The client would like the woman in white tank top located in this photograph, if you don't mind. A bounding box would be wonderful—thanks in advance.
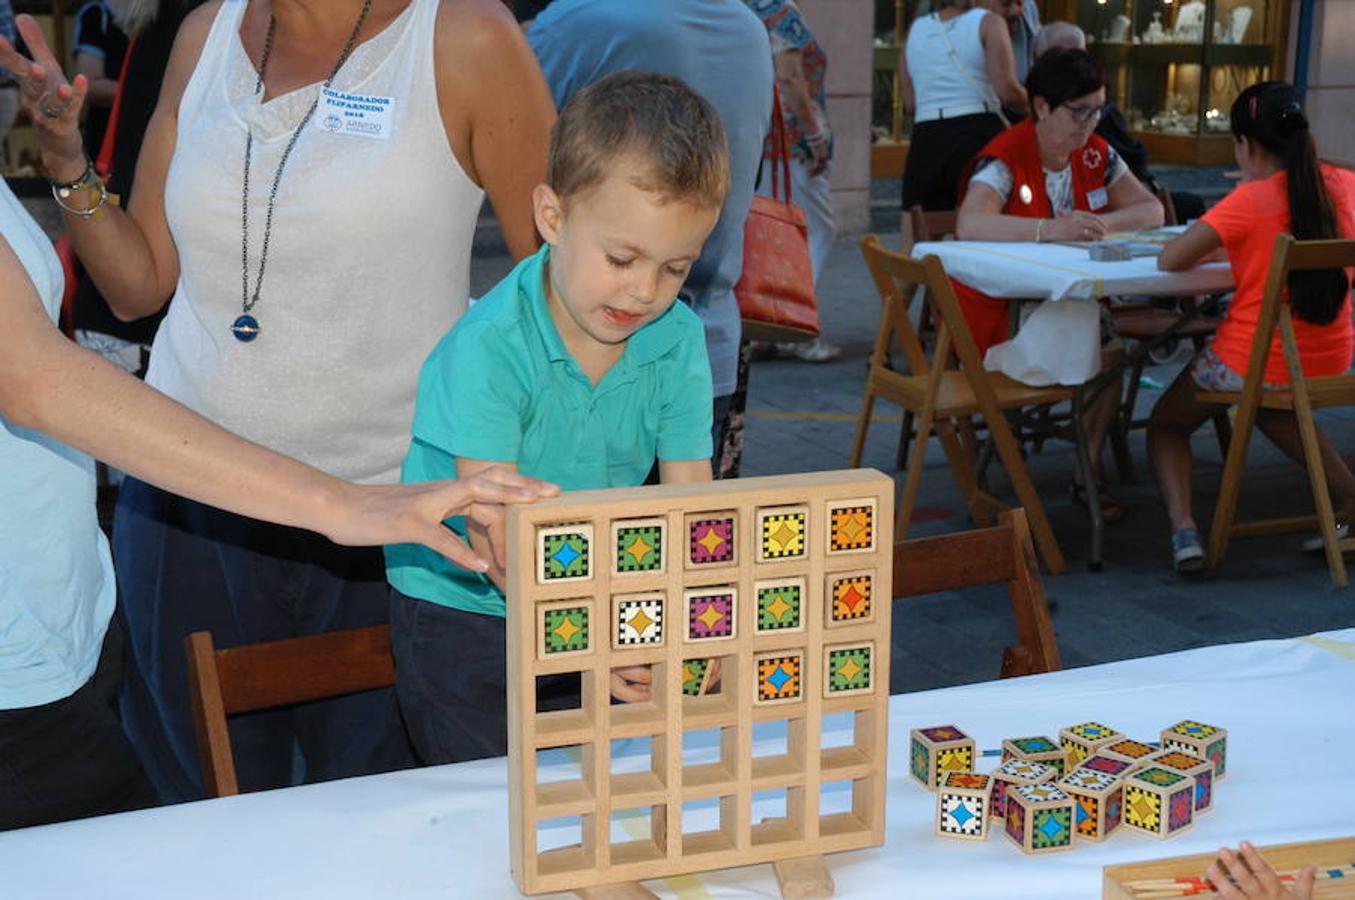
[899,0,1027,212]
[1,0,554,802]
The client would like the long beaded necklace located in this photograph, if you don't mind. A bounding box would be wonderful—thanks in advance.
[232,0,374,342]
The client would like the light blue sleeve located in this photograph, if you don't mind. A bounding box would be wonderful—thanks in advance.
[410,320,528,464]
[656,310,715,462]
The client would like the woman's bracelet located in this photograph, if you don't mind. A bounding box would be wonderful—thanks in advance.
[1034,218,1045,243]
[49,161,111,221]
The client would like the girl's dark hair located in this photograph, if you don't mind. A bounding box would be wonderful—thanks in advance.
[1231,81,1348,325]
[1025,48,1104,111]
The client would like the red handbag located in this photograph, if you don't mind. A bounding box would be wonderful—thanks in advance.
[734,89,820,343]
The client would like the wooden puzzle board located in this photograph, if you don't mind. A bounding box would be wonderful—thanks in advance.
[506,469,894,895]
[1102,836,1355,899]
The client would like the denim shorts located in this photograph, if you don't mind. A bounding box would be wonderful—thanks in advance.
[1189,346,1287,393]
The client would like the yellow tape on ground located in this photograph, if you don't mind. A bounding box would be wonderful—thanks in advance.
[1298,634,1355,662]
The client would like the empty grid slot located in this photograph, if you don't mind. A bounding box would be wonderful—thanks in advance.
[535,670,590,743]
[610,735,664,800]
[750,786,804,846]
[682,727,735,792]
[609,662,667,736]
[752,718,804,782]
[819,777,875,837]
[536,744,593,812]
[609,806,666,866]
[536,813,595,877]
[820,709,874,774]
[680,796,736,856]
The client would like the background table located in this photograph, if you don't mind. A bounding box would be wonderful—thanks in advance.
[3,630,1351,899]
[911,239,1234,384]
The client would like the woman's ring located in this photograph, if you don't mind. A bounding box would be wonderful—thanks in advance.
[37,91,63,119]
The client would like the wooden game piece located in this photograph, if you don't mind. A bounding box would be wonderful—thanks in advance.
[909,725,975,790]
[1002,783,1075,854]
[1145,749,1215,815]
[824,570,875,626]
[1122,767,1196,839]
[1059,722,1122,769]
[989,757,1056,820]
[772,855,835,899]
[1074,753,1135,781]
[935,771,994,841]
[1095,738,1158,775]
[1057,768,1124,842]
[1160,720,1227,781]
[1001,735,1066,777]
[505,470,894,895]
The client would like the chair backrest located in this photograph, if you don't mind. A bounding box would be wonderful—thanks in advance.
[893,508,1061,677]
[1239,235,1355,394]
[185,624,397,797]
[903,204,958,256]
[859,233,941,378]
[1151,182,1179,227]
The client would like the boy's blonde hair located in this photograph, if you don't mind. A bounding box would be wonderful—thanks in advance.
[548,71,731,209]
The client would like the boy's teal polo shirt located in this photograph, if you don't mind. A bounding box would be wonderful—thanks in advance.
[385,245,714,617]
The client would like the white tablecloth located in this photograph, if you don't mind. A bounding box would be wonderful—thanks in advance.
[911,239,1235,385]
[3,631,1352,899]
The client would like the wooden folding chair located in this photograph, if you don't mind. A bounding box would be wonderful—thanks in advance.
[185,625,398,797]
[1202,235,1355,586]
[851,234,1075,574]
[893,508,1061,677]
[1110,182,1228,481]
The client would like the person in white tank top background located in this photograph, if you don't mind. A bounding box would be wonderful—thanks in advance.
[0,0,555,804]
[898,0,1027,213]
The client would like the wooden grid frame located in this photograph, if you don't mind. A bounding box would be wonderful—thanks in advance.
[507,470,894,895]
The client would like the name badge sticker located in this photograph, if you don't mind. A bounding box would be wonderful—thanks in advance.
[1087,187,1109,211]
[315,88,395,140]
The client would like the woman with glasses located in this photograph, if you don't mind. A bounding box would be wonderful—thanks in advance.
[954,48,1162,522]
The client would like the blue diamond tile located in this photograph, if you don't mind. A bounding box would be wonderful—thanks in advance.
[552,543,580,568]
[950,804,974,827]
[1040,816,1065,840]
[767,666,791,691]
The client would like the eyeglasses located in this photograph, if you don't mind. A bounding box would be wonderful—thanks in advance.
[1062,102,1107,124]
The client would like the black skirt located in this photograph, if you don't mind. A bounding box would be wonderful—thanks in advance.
[901,112,1006,212]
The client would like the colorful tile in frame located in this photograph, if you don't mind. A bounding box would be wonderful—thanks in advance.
[757,505,808,562]
[755,652,803,704]
[612,518,665,576]
[827,571,873,623]
[613,593,664,647]
[755,578,804,632]
[827,497,876,554]
[823,643,873,697]
[685,586,737,642]
[686,512,736,568]
[538,599,592,659]
[536,523,593,584]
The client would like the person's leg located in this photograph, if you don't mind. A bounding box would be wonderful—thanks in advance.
[1253,409,1355,519]
[1147,367,1219,533]
[791,159,835,285]
[715,341,753,479]
[0,619,157,830]
[114,478,301,801]
[292,541,415,783]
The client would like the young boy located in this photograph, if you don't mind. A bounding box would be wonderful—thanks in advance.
[385,71,731,764]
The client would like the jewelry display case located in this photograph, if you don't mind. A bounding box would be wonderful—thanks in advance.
[1053,0,1290,164]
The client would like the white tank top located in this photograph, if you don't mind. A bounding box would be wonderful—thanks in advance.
[906,8,996,118]
[150,0,483,484]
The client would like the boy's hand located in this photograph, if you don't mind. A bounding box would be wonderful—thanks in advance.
[1208,843,1316,900]
[610,665,652,703]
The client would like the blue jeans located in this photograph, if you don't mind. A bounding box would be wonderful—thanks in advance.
[113,478,415,802]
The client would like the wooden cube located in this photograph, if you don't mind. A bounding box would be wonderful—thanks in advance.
[909,725,974,790]
[1003,783,1074,854]
[1097,738,1158,774]
[935,771,993,841]
[1161,720,1228,781]
[1123,767,1196,839]
[1074,753,1135,780]
[1059,721,1122,769]
[1148,749,1215,814]
[1002,735,1066,777]
[1057,768,1124,842]
[990,757,1055,820]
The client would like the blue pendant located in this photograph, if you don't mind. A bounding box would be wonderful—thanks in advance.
[231,314,260,342]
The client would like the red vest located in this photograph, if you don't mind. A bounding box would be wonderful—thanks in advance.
[952,120,1112,355]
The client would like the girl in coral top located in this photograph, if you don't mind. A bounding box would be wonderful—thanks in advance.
[1152,81,1355,573]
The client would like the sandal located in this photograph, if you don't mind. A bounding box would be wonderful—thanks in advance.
[1070,479,1127,524]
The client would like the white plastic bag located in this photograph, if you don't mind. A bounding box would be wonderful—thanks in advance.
[982,299,1100,386]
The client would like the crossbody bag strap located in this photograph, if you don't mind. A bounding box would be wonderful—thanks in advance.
[934,12,1011,128]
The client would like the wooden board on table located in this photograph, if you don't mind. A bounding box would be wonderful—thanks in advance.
[1103,836,1355,899]
[506,470,894,895]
